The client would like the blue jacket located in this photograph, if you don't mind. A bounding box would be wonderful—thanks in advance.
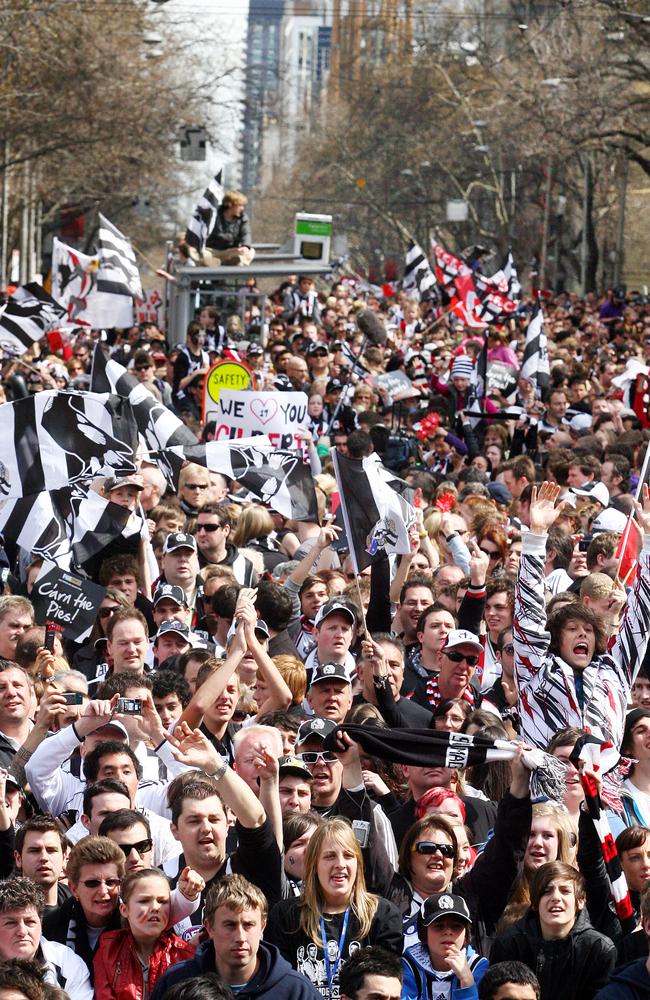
[151,940,321,1000]
[594,959,650,1000]
[402,941,488,1000]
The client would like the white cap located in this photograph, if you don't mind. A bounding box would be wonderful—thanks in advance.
[444,629,483,655]
[569,413,592,433]
[570,482,609,508]
[591,508,628,535]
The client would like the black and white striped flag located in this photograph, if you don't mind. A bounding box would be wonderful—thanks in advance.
[91,344,198,488]
[403,242,437,302]
[185,171,224,253]
[70,487,145,570]
[520,303,550,395]
[0,283,66,356]
[0,490,72,570]
[0,391,138,498]
[96,214,143,300]
[165,436,319,522]
[331,449,414,573]
[484,250,521,303]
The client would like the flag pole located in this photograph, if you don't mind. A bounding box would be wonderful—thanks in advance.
[331,448,369,639]
[131,241,175,283]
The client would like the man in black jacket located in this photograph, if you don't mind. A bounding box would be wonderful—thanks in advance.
[204,192,255,267]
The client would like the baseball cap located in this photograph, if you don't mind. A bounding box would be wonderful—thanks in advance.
[310,662,352,688]
[153,583,187,607]
[254,619,270,640]
[94,719,130,743]
[163,532,197,554]
[326,378,343,394]
[103,474,144,495]
[296,717,338,746]
[591,508,628,535]
[155,619,192,642]
[487,482,512,505]
[278,755,313,780]
[443,629,483,655]
[247,343,264,355]
[314,600,356,628]
[569,413,593,433]
[419,893,472,927]
[570,482,609,508]
[308,342,329,356]
[274,373,293,392]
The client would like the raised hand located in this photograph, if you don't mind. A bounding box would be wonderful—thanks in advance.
[468,539,489,586]
[167,724,223,774]
[529,481,565,536]
[178,866,206,902]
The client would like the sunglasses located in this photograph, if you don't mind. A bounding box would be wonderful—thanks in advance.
[298,751,338,765]
[79,877,121,889]
[197,523,221,532]
[412,841,455,858]
[480,548,499,558]
[98,606,119,619]
[185,483,208,490]
[135,364,152,371]
[117,838,153,857]
[444,650,479,667]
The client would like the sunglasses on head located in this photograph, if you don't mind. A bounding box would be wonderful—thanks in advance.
[298,751,338,765]
[444,650,480,667]
[412,841,455,858]
[117,838,152,857]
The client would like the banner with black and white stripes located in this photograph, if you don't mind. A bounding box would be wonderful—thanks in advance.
[185,171,224,253]
[96,213,143,300]
[0,283,66,356]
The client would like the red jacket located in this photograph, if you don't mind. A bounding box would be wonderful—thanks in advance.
[94,927,195,1000]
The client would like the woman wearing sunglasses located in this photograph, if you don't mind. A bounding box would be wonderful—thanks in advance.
[385,745,532,955]
[266,818,403,993]
[94,868,195,1000]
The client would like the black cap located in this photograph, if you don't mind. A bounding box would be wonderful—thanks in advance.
[326,378,343,393]
[307,342,329,356]
[314,599,356,628]
[155,619,191,641]
[310,662,351,688]
[163,532,197,554]
[296,718,338,746]
[419,893,472,927]
[153,583,187,607]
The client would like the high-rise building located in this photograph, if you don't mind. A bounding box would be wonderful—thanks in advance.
[241,0,286,193]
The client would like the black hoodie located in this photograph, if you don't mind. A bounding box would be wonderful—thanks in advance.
[593,958,650,1000]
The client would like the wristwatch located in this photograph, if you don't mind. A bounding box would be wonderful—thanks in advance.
[209,756,229,782]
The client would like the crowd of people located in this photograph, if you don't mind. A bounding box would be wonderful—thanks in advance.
[0,269,649,1000]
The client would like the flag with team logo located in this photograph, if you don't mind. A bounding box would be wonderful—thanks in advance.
[165,437,319,522]
[69,487,146,571]
[51,237,134,328]
[0,490,72,569]
[0,283,66,356]
[331,449,414,572]
[91,344,198,487]
[0,390,137,498]
[403,242,437,302]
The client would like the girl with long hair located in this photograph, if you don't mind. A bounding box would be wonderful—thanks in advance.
[266,818,402,991]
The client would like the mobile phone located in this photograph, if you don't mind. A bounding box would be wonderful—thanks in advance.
[44,622,58,653]
[578,538,591,553]
[62,692,83,706]
[117,698,142,715]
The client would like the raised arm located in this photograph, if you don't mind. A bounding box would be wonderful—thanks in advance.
[513,482,563,688]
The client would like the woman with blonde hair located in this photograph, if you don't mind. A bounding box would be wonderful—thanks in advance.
[498,801,576,931]
[231,504,284,571]
[266,818,402,989]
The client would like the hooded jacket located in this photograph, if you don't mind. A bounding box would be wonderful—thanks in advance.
[593,958,650,1000]
[402,940,488,1000]
[151,939,321,1000]
[490,907,616,1000]
[93,926,195,1000]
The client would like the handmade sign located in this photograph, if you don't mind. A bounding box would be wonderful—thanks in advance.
[31,561,106,643]
[208,389,309,450]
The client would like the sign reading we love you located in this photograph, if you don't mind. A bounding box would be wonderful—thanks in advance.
[210,390,309,450]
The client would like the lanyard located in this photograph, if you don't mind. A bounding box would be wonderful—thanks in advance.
[320,908,350,996]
